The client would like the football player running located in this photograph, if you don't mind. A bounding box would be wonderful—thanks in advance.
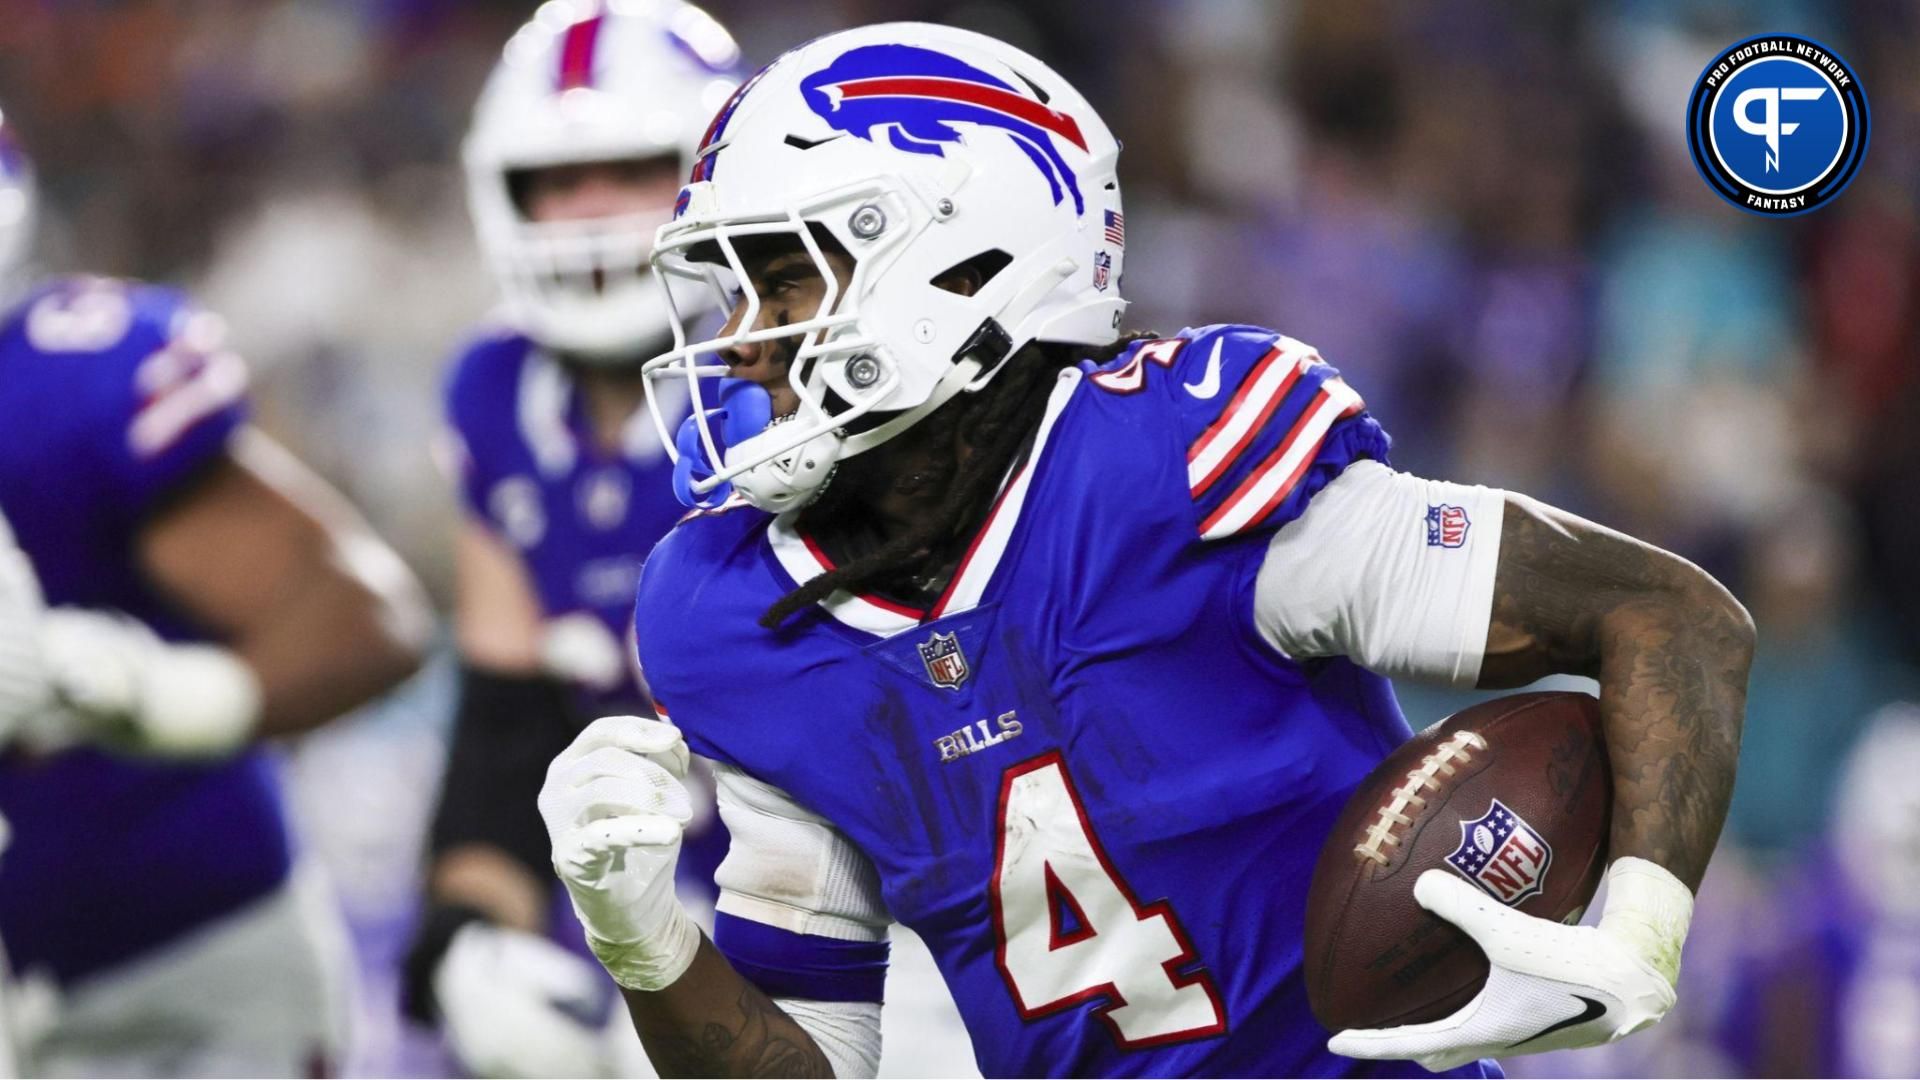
[0,111,431,1075]
[536,24,1752,1078]
[403,3,742,1075]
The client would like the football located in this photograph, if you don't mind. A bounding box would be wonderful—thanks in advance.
[1304,692,1611,1032]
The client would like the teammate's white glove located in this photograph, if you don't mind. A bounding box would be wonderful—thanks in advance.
[537,714,699,991]
[0,509,56,747]
[1329,857,1693,1072]
[35,608,259,757]
[434,922,619,1078]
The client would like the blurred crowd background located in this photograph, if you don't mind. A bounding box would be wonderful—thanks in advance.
[3,0,1918,1075]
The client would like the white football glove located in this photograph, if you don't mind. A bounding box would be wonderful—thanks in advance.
[435,922,619,1078]
[0,509,56,747]
[34,608,259,758]
[538,714,699,991]
[1329,857,1693,1072]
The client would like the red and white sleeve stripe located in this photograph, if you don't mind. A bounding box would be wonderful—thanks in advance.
[1194,373,1365,541]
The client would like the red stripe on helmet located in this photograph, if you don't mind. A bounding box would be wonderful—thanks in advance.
[556,6,606,92]
[831,75,1088,151]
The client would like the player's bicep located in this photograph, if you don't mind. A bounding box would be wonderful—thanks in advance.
[1253,460,1505,686]
[710,762,891,1004]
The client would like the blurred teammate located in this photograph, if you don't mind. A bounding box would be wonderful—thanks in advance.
[533,23,1754,1077]
[399,4,742,1075]
[0,110,431,1076]
[1722,704,1920,1076]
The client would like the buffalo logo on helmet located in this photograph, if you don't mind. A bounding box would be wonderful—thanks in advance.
[799,44,1089,214]
[917,630,970,690]
[1445,798,1553,906]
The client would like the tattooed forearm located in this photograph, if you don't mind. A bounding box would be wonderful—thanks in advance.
[624,938,834,1078]
[1481,495,1753,891]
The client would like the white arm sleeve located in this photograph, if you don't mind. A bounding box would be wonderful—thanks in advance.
[773,997,883,1079]
[709,761,891,942]
[711,763,889,1076]
[1254,460,1505,686]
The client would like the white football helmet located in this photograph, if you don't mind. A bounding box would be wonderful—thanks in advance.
[644,23,1127,512]
[0,107,35,288]
[1833,704,1920,917]
[465,0,741,361]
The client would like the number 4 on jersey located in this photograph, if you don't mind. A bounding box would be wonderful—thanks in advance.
[990,752,1228,1048]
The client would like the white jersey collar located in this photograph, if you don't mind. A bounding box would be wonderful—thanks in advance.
[766,368,1082,638]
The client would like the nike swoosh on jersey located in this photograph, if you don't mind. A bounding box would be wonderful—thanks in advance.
[1183,338,1225,399]
[1506,994,1607,1048]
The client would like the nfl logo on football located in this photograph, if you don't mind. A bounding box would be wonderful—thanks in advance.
[1445,798,1553,906]
[1425,503,1469,548]
[918,631,970,690]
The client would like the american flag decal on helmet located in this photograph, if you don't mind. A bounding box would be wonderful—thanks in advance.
[1103,210,1125,247]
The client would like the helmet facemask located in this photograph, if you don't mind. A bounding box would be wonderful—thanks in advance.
[474,155,688,363]
[644,177,1010,513]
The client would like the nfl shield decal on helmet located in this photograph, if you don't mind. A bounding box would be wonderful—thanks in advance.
[917,630,970,690]
[1092,250,1111,291]
[1445,798,1553,906]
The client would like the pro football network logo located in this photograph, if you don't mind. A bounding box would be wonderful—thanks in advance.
[1686,34,1869,216]
[917,630,969,690]
[1445,799,1552,906]
[1425,504,1469,548]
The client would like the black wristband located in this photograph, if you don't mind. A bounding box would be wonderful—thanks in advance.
[400,902,491,1025]
[428,666,583,881]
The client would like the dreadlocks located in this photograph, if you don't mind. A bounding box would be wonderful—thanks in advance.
[759,331,1156,629]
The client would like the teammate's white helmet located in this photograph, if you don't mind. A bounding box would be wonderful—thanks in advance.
[644,23,1126,511]
[465,0,741,361]
[0,108,35,286]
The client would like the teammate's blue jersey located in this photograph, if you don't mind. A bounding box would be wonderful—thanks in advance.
[637,325,1495,1077]
[442,329,729,899]
[443,329,692,709]
[1719,847,1920,1077]
[0,276,288,984]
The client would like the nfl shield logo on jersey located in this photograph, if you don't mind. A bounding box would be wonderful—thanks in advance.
[1445,798,1553,906]
[917,631,970,690]
[1425,503,1470,548]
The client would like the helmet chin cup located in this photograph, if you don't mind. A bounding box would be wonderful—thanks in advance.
[728,426,842,512]
[671,378,774,508]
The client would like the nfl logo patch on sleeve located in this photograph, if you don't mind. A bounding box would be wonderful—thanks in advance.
[1425,504,1469,548]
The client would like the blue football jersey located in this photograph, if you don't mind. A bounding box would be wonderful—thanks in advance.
[0,276,290,984]
[443,329,693,709]
[442,329,730,898]
[636,325,1496,1077]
